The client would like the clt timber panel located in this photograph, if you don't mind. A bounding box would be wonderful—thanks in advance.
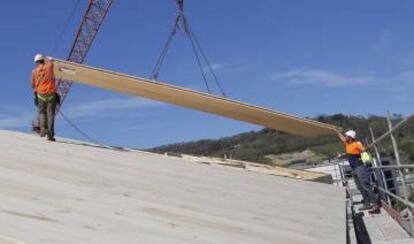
[53,59,341,137]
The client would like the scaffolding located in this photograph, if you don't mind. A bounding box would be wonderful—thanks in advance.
[336,113,414,238]
[368,113,414,235]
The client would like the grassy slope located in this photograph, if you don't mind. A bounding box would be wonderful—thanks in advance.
[148,114,414,165]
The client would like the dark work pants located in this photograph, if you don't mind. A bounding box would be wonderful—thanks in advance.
[352,165,377,206]
[38,97,56,138]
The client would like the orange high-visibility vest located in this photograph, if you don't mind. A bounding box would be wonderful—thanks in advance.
[346,141,364,155]
[345,140,365,168]
[32,61,56,94]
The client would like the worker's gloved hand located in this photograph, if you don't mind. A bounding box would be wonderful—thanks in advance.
[336,153,346,159]
[46,56,53,61]
[34,92,38,106]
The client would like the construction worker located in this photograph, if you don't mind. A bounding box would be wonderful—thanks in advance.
[339,130,379,211]
[32,54,58,141]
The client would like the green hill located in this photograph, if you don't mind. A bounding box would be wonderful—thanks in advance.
[148,114,414,166]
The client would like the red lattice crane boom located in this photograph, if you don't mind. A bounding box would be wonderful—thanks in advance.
[56,0,113,109]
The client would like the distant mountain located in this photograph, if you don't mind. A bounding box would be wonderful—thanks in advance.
[148,114,414,166]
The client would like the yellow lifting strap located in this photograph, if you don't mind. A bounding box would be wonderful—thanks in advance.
[52,59,341,137]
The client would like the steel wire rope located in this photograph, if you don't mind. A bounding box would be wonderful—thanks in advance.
[51,0,82,55]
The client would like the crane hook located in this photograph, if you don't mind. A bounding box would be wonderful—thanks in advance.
[177,0,184,12]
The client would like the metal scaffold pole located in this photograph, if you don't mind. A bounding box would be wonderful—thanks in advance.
[387,112,414,233]
[369,127,392,206]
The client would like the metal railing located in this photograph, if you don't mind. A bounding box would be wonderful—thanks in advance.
[367,113,414,235]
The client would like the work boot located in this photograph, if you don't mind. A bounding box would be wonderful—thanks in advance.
[368,205,381,214]
[47,136,56,142]
[39,129,47,137]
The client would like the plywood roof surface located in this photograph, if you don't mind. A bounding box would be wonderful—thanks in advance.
[0,130,346,244]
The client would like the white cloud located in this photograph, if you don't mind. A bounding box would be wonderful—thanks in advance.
[0,113,34,128]
[65,98,163,118]
[187,62,256,77]
[371,30,393,50]
[270,69,372,87]
[203,63,225,72]
[397,70,414,80]
[223,64,256,74]
[0,98,163,129]
[121,121,175,132]
[404,50,414,65]
[386,70,414,103]
[0,105,34,128]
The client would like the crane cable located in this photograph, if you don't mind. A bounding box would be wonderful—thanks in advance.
[51,0,82,55]
[150,0,226,97]
[151,15,181,80]
[184,17,211,94]
[187,25,226,96]
[58,110,99,145]
[46,0,108,148]
[58,110,121,150]
[47,0,226,147]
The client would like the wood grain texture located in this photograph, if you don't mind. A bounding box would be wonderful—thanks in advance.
[0,129,346,244]
[53,59,341,137]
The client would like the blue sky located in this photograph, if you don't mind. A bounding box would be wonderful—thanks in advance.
[0,0,413,148]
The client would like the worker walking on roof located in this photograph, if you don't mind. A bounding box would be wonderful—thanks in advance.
[339,130,379,212]
[32,54,58,142]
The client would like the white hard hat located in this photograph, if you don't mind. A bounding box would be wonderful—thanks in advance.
[34,54,44,63]
[345,130,356,139]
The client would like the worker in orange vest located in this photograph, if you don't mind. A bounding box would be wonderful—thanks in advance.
[339,130,379,212]
[32,54,58,141]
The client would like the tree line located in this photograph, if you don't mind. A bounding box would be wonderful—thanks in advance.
[148,114,414,165]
